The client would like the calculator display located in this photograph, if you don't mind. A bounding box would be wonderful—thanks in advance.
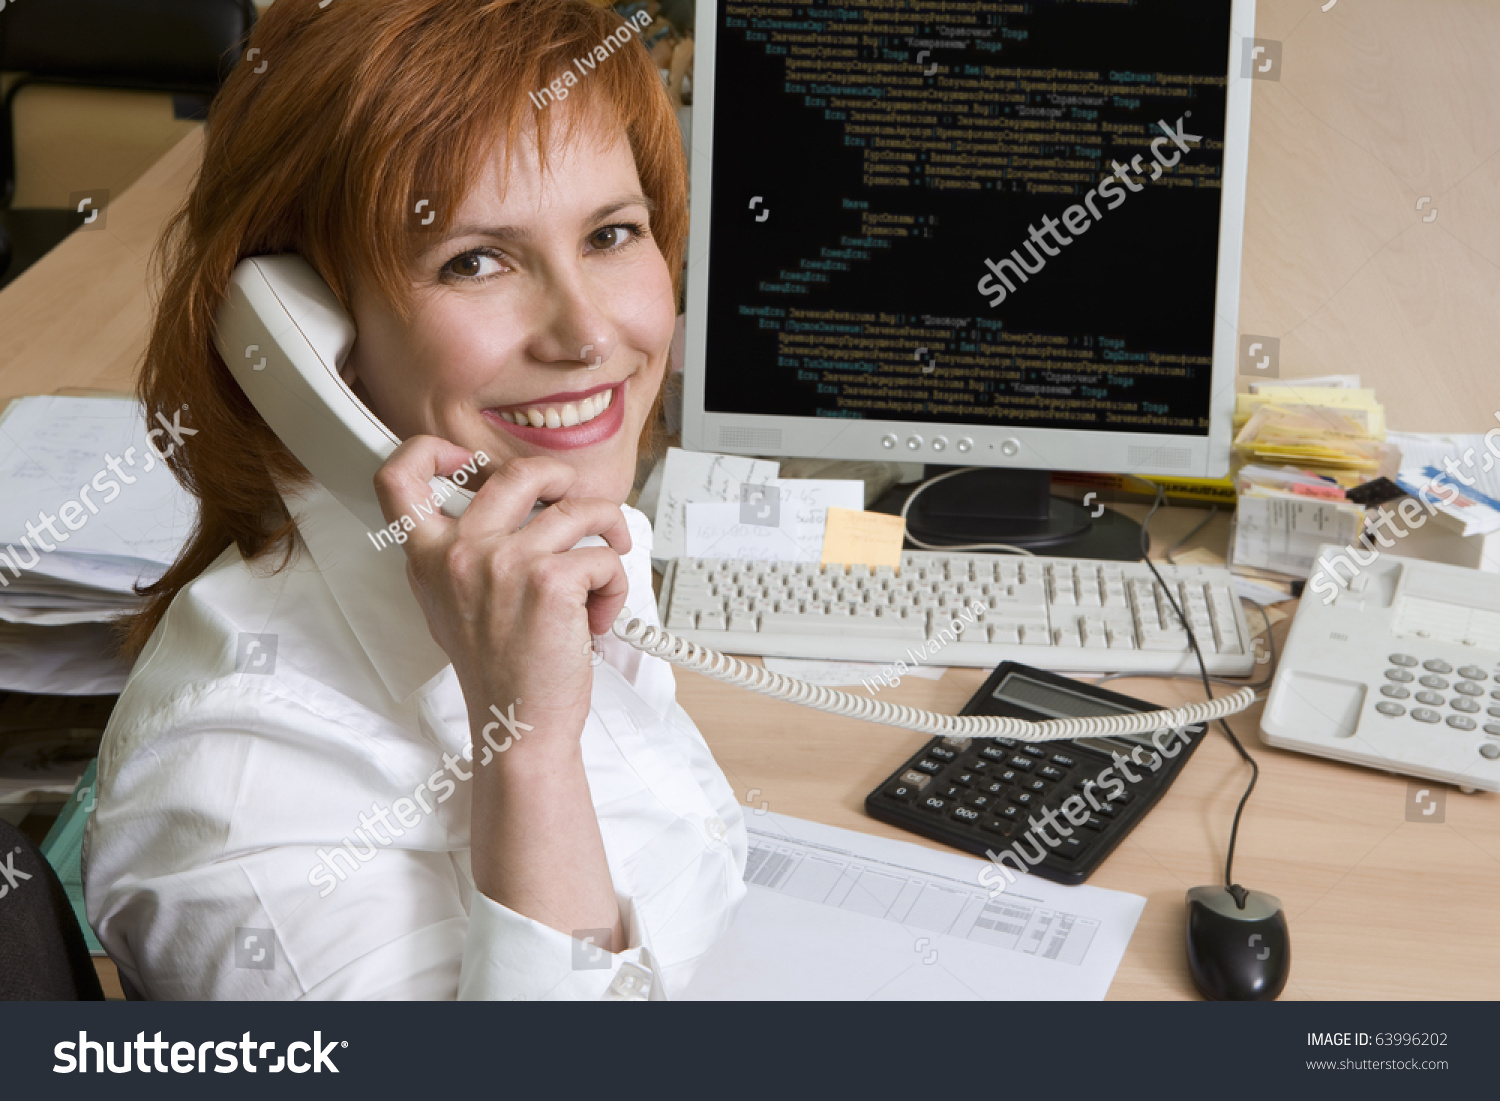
[993,672,1134,719]
[992,672,1163,748]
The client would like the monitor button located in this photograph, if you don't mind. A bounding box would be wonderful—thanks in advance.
[906,435,924,450]
[956,437,973,453]
[932,436,948,452]
[881,434,898,449]
[1000,438,1020,457]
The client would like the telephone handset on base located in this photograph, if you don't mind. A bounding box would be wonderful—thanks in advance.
[213,254,1257,740]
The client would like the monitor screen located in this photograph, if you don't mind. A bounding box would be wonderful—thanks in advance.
[686,0,1250,476]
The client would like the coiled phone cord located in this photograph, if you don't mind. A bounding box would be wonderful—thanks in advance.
[611,609,1258,743]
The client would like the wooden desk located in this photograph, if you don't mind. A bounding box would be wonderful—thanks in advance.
[684,505,1500,1001]
[6,0,1500,999]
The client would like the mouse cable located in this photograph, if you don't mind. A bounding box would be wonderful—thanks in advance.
[1139,486,1261,904]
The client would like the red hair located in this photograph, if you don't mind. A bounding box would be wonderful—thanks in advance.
[123,0,687,656]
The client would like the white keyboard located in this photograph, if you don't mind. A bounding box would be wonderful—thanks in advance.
[657,551,1256,675]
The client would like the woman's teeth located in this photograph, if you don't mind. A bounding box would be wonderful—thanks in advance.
[498,388,614,429]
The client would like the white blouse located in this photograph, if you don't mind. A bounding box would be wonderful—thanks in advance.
[84,480,747,1000]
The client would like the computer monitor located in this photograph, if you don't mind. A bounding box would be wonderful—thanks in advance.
[682,0,1254,557]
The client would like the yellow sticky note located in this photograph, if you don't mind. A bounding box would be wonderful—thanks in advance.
[820,507,905,569]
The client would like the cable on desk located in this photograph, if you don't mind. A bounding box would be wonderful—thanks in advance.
[1164,504,1219,565]
[1140,486,1261,897]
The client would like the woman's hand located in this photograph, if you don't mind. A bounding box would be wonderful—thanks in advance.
[374,437,631,756]
[373,436,629,944]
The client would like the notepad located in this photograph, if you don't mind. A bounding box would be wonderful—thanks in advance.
[820,507,905,569]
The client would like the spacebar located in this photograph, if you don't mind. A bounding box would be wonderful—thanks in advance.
[759,614,926,639]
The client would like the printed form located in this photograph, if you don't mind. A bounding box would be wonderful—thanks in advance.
[683,815,1145,1000]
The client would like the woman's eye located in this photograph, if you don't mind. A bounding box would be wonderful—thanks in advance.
[443,249,507,281]
[589,224,638,251]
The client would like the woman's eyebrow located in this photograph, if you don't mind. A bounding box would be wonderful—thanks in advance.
[434,195,656,247]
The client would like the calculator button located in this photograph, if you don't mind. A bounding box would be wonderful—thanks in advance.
[1455,680,1484,696]
[982,780,1008,796]
[1419,675,1449,690]
[914,759,944,774]
[950,805,982,824]
[1446,715,1476,731]
[1423,659,1454,673]
[998,805,1022,820]
[1381,685,1411,699]
[992,737,1019,748]
[900,770,932,789]
[1008,756,1034,771]
[929,745,957,761]
[966,794,992,810]
[1411,708,1442,724]
[1486,724,1500,737]
[1080,815,1105,831]
[1014,792,1035,807]
[1054,836,1089,860]
[1109,789,1135,806]
[980,745,1009,761]
[919,795,949,813]
[1481,744,1500,760]
[1000,770,1019,784]
[938,785,963,800]
[883,783,917,801]
[1415,691,1444,706]
[1021,744,1046,758]
[968,759,990,773]
[1389,653,1419,666]
[942,736,973,750]
[1384,669,1415,683]
[1375,702,1406,717]
[980,817,1015,836]
[1451,698,1481,713]
[1459,666,1487,681]
[1051,754,1077,768]
[952,772,977,787]
[1094,802,1118,818]
[1026,779,1047,793]
[1040,765,1065,781]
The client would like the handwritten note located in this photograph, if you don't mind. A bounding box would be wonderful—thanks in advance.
[652,448,780,561]
[820,507,905,569]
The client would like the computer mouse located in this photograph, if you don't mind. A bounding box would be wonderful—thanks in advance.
[1185,885,1290,1001]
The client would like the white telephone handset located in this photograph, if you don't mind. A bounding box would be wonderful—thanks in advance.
[213,255,1255,742]
[214,254,476,533]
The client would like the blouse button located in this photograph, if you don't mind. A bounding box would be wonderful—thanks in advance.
[704,815,728,843]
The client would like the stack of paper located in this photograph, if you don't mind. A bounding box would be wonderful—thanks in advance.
[1387,431,1500,538]
[0,395,198,692]
[653,447,866,566]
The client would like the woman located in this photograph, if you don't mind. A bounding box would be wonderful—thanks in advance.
[84,0,747,1000]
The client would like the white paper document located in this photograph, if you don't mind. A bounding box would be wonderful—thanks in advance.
[683,477,864,563]
[1232,495,1363,578]
[683,815,1145,1000]
[652,447,780,562]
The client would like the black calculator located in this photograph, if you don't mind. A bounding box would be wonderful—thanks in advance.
[865,661,1208,885]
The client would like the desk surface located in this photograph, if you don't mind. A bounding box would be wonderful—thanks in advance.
[6,0,1500,998]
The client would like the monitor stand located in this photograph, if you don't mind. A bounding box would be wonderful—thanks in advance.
[871,466,1144,562]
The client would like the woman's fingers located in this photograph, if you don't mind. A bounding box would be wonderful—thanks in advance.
[372,434,485,550]
[561,546,632,636]
[519,497,633,558]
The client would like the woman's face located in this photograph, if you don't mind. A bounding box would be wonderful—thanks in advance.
[342,120,675,504]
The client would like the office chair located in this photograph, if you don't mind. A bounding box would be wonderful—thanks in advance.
[0,816,104,999]
[0,0,255,287]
